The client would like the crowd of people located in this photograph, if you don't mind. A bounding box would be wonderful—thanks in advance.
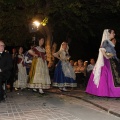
[69,58,95,89]
[0,28,120,102]
[10,38,51,94]
[8,40,95,93]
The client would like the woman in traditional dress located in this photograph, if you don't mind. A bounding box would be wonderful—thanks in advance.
[14,47,27,90]
[24,45,34,75]
[53,42,77,91]
[8,48,18,92]
[86,29,120,97]
[28,38,51,94]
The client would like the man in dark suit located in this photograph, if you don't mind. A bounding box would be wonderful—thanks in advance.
[0,40,12,102]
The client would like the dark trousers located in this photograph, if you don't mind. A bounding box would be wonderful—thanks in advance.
[85,71,92,87]
[76,73,85,87]
[26,68,30,75]
[0,78,4,101]
[7,69,17,92]
[9,76,14,92]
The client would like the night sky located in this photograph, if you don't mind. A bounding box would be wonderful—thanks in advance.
[68,32,120,63]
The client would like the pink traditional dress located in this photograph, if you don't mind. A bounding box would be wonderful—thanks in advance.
[86,29,120,97]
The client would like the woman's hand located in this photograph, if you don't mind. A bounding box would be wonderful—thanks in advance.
[34,54,38,57]
[66,56,71,61]
[100,48,110,59]
[44,55,47,60]
[106,53,114,59]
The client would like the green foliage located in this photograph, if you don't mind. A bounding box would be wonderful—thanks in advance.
[41,17,48,26]
[0,0,120,46]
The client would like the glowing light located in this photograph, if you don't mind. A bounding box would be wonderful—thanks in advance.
[33,21,40,28]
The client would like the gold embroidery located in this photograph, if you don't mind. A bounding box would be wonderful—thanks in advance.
[110,59,120,86]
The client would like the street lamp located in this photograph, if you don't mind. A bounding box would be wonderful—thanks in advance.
[33,20,40,29]
[32,20,40,45]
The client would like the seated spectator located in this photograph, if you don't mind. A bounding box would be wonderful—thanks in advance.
[86,58,95,86]
[73,61,78,71]
[74,59,85,88]
[70,60,74,67]
[84,61,88,77]
[87,58,95,73]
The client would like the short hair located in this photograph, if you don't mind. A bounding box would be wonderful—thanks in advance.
[78,59,83,62]
[0,40,5,44]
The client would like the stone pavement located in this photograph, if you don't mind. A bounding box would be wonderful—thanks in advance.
[0,88,120,120]
[0,90,81,120]
[47,88,120,118]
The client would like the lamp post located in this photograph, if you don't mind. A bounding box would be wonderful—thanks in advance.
[32,20,40,45]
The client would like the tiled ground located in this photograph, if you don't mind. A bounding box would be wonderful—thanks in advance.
[1,88,120,120]
[0,91,81,120]
[48,88,120,117]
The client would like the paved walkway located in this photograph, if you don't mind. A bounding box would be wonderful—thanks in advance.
[0,90,81,120]
[0,88,120,120]
[47,88,120,117]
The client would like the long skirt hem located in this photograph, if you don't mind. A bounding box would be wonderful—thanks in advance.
[53,61,77,88]
[86,57,120,97]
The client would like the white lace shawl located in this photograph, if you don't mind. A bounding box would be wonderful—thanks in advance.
[93,29,111,88]
[61,61,76,80]
[53,42,75,79]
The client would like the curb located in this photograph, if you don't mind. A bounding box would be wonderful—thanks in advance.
[47,90,120,118]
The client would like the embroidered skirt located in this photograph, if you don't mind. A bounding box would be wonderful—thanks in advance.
[28,57,51,89]
[53,61,77,87]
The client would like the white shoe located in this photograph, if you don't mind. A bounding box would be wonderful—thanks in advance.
[63,87,68,91]
[2,84,5,90]
[59,88,63,90]
[33,89,37,92]
[39,89,44,94]
[15,88,18,91]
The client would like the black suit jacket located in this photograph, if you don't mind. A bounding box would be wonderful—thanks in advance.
[0,52,13,81]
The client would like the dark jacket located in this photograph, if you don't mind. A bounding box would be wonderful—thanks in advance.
[0,52,13,81]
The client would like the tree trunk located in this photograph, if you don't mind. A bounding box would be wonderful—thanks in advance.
[43,25,53,63]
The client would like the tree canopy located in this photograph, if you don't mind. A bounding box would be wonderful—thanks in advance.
[0,0,120,47]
